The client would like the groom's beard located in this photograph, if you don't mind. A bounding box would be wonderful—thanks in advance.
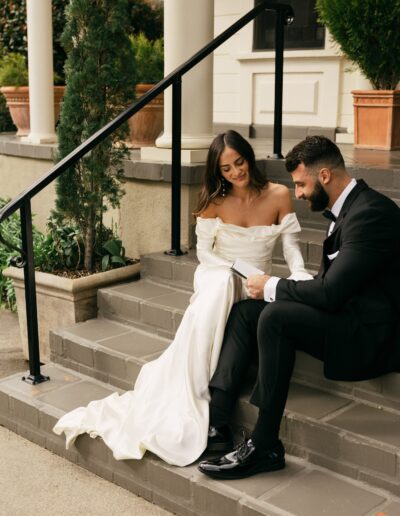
[307,181,330,212]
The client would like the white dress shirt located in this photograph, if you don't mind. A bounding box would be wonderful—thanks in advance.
[264,178,357,302]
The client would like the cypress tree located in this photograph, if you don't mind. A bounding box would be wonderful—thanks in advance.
[55,0,136,271]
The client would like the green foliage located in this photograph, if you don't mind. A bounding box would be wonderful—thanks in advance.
[130,33,164,83]
[0,92,16,132]
[0,198,45,311]
[0,0,68,84]
[100,238,127,271]
[55,0,137,272]
[0,53,28,86]
[128,0,163,41]
[316,0,400,90]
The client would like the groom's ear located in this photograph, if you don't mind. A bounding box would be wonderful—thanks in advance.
[318,167,332,185]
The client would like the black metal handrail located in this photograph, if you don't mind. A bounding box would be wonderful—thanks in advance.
[0,1,293,384]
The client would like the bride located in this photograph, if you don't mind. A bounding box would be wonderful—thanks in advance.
[53,130,312,466]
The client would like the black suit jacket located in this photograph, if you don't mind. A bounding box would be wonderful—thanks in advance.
[276,180,400,381]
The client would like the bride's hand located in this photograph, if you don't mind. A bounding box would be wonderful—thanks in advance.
[247,274,270,299]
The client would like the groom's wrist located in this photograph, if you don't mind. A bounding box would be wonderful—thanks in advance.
[264,276,280,302]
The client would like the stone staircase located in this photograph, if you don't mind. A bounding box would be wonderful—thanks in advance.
[1,157,400,515]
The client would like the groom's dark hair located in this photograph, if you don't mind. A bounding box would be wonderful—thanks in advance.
[285,136,345,175]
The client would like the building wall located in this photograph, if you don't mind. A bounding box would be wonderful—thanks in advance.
[213,0,374,142]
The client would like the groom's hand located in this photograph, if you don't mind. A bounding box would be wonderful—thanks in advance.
[247,274,270,299]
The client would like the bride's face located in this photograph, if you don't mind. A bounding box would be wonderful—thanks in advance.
[219,146,250,188]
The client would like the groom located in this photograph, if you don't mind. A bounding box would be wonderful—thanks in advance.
[199,135,400,480]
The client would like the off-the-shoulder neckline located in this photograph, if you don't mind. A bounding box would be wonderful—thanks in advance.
[196,212,296,229]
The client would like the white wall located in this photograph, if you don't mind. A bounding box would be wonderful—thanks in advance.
[213,0,373,141]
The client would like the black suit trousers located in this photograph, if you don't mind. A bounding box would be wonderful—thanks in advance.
[209,298,335,442]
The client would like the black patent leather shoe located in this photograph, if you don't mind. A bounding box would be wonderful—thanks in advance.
[199,437,285,479]
[206,425,233,452]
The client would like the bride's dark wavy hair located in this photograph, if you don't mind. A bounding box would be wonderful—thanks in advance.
[193,130,268,216]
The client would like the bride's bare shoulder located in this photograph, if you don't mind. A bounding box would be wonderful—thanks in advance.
[261,182,291,202]
[198,201,220,219]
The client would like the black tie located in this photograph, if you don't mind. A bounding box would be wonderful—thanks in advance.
[322,210,336,222]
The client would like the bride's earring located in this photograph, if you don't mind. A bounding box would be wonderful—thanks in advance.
[221,178,226,197]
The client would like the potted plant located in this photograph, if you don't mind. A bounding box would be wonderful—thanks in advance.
[3,0,140,362]
[0,52,64,137]
[316,0,400,150]
[128,33,164,147]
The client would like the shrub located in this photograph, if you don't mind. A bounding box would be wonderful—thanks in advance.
[130,32,164,83]
[0,53,29,86]
[54,0,137,272]
[316,0,400,90]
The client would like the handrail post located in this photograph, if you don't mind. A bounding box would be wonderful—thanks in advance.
[271,8,286,159]
[20,200,49,385]
[166,76,186,256]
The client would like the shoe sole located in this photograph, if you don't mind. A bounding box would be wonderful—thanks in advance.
[198,459,285,480]
[206,441,234,452]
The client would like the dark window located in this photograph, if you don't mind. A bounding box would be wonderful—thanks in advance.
[253,0,325,50]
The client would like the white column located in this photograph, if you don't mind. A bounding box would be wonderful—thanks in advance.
[143,0,214,162]
[23,0,57,144]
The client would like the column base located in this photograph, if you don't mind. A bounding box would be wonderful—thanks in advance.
[141,146,208,164]
[21,133,58,145]
[156,134,213,150]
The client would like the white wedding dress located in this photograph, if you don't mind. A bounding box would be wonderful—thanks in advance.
[53,213,311,466]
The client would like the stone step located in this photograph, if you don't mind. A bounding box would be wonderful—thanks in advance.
[264,158,400,194]
[49,319,400,496]
[1,363,400,515]
[141,236,323,292]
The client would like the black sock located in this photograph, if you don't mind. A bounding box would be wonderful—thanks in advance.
[209,388,235,428]
[251,409,279,452]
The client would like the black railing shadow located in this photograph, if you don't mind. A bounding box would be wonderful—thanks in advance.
[0,1,293,384]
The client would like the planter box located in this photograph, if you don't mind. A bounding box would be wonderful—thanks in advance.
[3,263,140,362]
[352,90,400,150]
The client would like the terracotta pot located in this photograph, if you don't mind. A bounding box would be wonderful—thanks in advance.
[128,83,164,147]
[352,90,400,150]
[0,85,65,137]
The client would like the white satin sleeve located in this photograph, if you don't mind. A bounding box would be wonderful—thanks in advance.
[195,217,232,267]
[282,232,313,280]
[279,213,313,281]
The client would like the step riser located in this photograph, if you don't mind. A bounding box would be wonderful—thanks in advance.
[141,249,322,290]
[52,329,400,414]
[49,331,400,496]
[98,290,184,337]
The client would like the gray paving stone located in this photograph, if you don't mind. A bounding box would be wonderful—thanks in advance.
[192,476,242,516]
[37,380,115,412]
[98,290,141,322]
[94,348,127,379]
[142,256,173,280]
[340,435,397,477]
[380,501,400,516]
[99,329,168,357]
[149,292,191,311]
[286,383,352,419]
[112,281,174,299]
[64,338,94,367]
[64,319,129,341]
[141,303,174,332]
[328,403,400,448]
[264,470,386,516]
[0,363,80,397]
